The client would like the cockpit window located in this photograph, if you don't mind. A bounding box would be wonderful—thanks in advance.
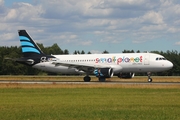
[162,58,166,60]
[156,57,167,60]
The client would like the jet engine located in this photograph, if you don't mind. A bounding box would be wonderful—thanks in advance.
[117,72,135,79]
[94,68,113,78]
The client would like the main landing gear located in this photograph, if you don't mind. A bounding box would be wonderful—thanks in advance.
[83,75,91,82]
[83,76,106,82]
[98,77,106,82]
[147,72,152,82]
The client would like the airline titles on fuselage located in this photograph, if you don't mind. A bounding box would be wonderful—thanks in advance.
[40,56,143,65]
[96,56,143,65]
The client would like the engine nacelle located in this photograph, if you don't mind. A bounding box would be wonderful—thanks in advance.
[94,68,113,78]
[117,73,135,79]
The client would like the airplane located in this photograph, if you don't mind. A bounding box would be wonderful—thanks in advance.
[14,30,173,82]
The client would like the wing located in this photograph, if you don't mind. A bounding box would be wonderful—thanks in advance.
[52,61,112,72]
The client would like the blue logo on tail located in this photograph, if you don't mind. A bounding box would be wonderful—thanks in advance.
[20,36,40,54]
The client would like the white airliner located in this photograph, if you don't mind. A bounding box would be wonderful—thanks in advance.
[15,30,173,82]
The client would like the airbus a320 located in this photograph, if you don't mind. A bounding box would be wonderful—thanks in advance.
[14,30,173,82]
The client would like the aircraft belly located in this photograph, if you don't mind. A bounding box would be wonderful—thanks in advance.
[121,66,167,72]
[121,64,142,72]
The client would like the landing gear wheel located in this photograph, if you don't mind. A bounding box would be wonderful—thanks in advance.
[147,72,152,82]
[148,78,152,82]
[84,76,91,82]
[98,77,106,82]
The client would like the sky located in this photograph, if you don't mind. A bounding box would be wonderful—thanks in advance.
[1,0,180,54]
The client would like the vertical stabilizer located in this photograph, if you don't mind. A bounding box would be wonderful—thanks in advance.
[18,30,44,57]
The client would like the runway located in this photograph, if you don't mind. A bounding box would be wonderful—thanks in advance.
[0,80,180,85]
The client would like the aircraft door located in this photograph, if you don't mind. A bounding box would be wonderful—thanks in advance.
[144,55,150,65]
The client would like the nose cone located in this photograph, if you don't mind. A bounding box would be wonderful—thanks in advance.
[166,61,173,69]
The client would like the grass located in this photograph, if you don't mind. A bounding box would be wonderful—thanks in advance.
[0,76,179,119]
[0,86,180,120]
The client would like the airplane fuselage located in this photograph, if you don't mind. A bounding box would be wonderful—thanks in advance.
[33,53,173,74]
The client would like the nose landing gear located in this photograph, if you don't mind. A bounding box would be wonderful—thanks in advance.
[147,72,152,82]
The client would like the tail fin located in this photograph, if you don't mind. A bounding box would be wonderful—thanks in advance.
[18,30,44,57]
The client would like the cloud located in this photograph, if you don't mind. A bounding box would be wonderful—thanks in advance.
[2,2,43,22]
[0,32,16,40]
[175,41,180,45]
[78,40,92,46]
[0,0,180,52]
[39,0,105,18]
[0,0,4,6]
[0,0,6,14]
[141,11,164,24]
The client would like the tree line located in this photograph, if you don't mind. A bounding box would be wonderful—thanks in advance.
[0,43,179,76]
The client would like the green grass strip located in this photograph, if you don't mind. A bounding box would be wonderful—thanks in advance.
[0,88,179,120]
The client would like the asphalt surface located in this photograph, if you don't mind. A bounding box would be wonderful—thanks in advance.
[0,80,180,85]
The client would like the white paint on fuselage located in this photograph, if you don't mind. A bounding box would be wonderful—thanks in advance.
[33,53,173,75]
